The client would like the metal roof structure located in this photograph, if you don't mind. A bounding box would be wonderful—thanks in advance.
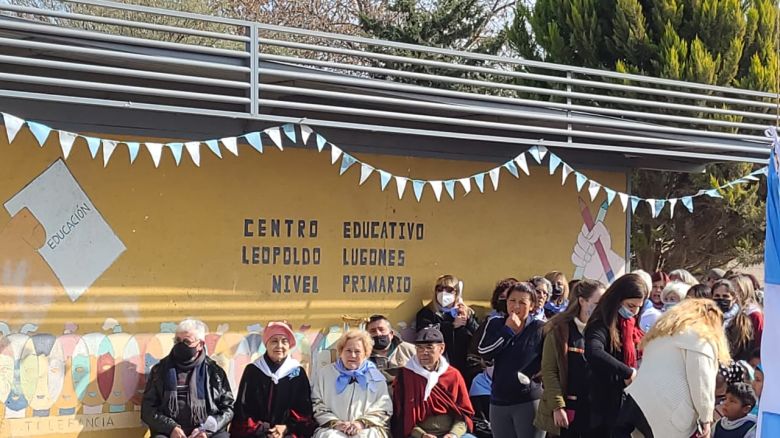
[0,0,775,171]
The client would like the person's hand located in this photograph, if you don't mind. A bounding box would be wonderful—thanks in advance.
[443,434,458,438]
[571,222,626,284]
[170,427,187,438]
[453,313,468,328]
[553,408,570,428]
[268,424,288,438]
[422,434,437,438]
[696,421,711,438]
[624,368,637,386]
[345,421,364,436]
[188,429,207,438]
[333,421,349,432]
[505,312,523,333]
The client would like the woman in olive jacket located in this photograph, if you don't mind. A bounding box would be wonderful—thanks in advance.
[535,279,605,437]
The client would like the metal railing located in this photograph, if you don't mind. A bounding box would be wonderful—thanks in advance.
[0,0,774,164]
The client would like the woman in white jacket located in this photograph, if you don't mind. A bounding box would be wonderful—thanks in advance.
[615,298,731,438]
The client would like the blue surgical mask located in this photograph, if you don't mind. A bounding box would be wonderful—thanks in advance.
[618,305,636,319]
[662,302,677,312]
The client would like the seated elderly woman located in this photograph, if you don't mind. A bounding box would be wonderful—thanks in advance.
[141,319,234,438]
[312,329,392,438]
[230,321,315,438]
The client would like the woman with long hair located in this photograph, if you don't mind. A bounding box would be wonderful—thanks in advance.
[534,279,606,437]
[732,275,764,346]
[712,279,755,362]
[584,273,647,436]
[616,299,732,438]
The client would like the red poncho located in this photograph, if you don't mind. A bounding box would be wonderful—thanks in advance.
[392,366,474,438]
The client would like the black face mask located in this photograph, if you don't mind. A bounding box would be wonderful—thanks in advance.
[551,285,564,297]
[372,335,391,350]
[496,299,507,314]
[714,298,732,313]
[172,341,198,363]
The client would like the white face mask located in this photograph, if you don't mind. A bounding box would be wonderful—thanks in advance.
[437,292,456,308]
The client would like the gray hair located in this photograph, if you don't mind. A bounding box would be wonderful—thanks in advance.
[670,269,699,286]
[176,319,207,342]
[631,270,653,295]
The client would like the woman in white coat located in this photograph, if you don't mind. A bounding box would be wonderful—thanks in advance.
[312,329,392,438]
[615,298,731,438]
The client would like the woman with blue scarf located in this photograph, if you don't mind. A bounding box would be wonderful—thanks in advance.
[312,329,392,438]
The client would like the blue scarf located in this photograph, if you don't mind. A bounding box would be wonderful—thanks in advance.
[544,299,569,315]
[334,359,384,394]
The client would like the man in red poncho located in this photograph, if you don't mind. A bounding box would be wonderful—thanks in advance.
[392,327,475,438]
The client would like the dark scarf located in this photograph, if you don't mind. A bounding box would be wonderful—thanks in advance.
[164,349,208,425]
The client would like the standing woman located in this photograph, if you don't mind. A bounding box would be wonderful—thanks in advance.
[732,275,764,346]
[616,299,731,438]
[231,322,315,438]
[535,279,606,438]
[712,279,755,362]
[478,282,546,438]
[416,275,479,375]
[466,278,518,383]
[584,273,647,436]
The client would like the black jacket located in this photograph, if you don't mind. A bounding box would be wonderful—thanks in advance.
[141,355,235,436]
[416,305,479,374]
[583,318,634,431]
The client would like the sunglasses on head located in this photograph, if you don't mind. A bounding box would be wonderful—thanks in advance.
[436,286,456,293]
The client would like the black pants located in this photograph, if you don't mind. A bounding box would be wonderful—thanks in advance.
[613,394,654,438]
[152,432,229,438]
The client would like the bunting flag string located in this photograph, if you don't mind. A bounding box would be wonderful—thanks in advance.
[0,111,770,212]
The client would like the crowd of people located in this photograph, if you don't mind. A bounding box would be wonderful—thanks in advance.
[141,269,765,438]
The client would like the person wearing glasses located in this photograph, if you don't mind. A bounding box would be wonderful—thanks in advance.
[230,321,315,438]
[141,319,234,438]
[392,327,475,438]
[583,274,647,436]
[416,275,479,376]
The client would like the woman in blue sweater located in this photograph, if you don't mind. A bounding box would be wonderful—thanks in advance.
[477,282,545,438]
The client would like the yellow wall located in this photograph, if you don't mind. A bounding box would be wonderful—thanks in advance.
[0,126,626,437]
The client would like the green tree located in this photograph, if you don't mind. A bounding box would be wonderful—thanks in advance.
[509,0,779,273]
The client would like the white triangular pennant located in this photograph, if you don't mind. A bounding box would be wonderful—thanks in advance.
[588,181,601,201]
[647,199,657,217]
[538,145,548,160]
[458,177,472,195]
[300,125,313,145]
[221,137,238,156]
[618,192,629,212]
[514,153,530,175]
[562,164,574,185]
[185,141,201,166]
[266,128,283,151]
[395,176,408,199]
[58,130,77,159]
[102,140,117,167]
[330,145,342,164]
[669,198,678,219]
[2,113,24,143]
[488,167,500,191]
[359,163,374,185]
[430,180,443,201]
[146,142,164,168]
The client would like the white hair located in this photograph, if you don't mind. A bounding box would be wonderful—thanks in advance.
[176,319,207,342]
[669,269,699,286]
[631,270,653,296]
[661,281,689,304]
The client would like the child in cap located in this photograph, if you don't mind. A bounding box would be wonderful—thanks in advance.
[712,383,757,438]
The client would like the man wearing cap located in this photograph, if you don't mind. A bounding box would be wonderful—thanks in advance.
[230,322,315,438]
[366,314,416,385]
[392,327,475,438]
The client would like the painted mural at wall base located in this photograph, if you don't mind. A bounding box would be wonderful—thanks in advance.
[0,127,626,436]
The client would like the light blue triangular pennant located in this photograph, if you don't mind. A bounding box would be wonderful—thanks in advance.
[705,189,722,198]
[85,136,100,158]
[412,180,425,201]
[244,132,263,153]
[682,196,694,212]
[205,139,222,158]
[529,146,542,164]
[444,180,456,199]
[654,199,667,218]
[340,154,356,175]
[126,142,140,163]
[27,121,51,147]
[604,188,616,206]
[548,154,562,174]
[503,161,519,178]
[316,134,327,152]
[630,196,640,214]
[168,142,184,165]
[575,173,587,192]
[283,124,296,143]
[379,170,391,191]
[474,173,485,193]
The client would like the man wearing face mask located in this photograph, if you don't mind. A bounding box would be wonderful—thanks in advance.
[367,314,416,387]
[142,319,234,438]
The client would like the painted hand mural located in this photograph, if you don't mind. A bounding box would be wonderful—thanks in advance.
[571,198,626,284]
